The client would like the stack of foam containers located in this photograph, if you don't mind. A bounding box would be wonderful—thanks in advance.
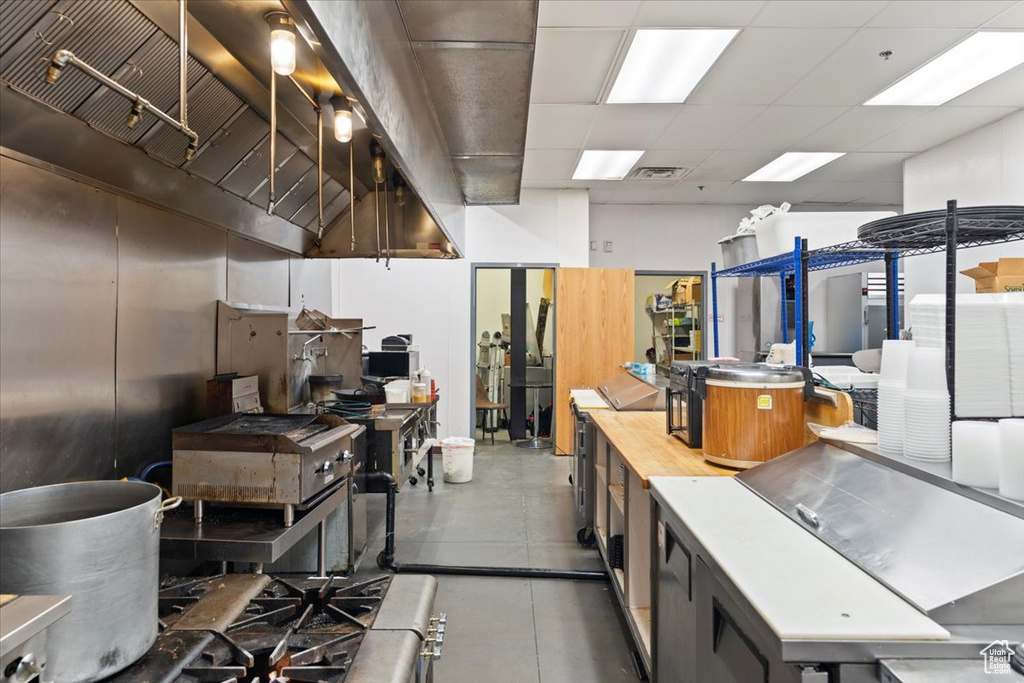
[877,340,914,457]
[903,347,951,462]
[999,419,1024,501]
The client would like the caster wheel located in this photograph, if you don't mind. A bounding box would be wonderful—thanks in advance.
[376,550,388,569]
[576,527,596,548]
[568,474,573,485]
[409,476,418,486]
[417,467,426,476]
[428,481,434,492]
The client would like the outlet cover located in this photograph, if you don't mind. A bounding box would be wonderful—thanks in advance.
[603,240,613,253]
[590,240,597,251]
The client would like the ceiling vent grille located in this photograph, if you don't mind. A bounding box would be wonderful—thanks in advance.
[630,166,691,180]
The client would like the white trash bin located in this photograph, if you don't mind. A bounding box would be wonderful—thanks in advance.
[441,437,475,483]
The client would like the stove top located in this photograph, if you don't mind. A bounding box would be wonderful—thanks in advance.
[106,573,411,683]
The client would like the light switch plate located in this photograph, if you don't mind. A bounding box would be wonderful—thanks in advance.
[590,240,597,251]
[603,241,613,253]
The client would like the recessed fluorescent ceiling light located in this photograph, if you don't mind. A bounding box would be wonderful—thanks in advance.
[866,32,1024,106]
[743,152,845,182]
[607,29,738,103]
[572,150,645,180]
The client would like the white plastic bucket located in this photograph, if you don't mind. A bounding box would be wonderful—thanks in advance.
[441,437,475,483]
[385,380,411,404]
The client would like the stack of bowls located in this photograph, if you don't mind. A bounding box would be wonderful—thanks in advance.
[999,419,1024,501]
[903,347,951,461]
[877,340,915,456]
[906,294,944,349]
[952,421,1000,488]
[1004,294,1024,416]
[956,294,1011,418]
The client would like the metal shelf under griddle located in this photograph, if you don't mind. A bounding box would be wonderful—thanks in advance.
[160,481,347,564]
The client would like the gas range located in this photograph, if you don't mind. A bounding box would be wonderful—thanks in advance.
[106,573,442,683]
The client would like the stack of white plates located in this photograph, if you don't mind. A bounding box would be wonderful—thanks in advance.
[903,347,951,461]
[952,421,1000,487]
[956,294,1011,418]
[877,340,915,456]
[907,294,945,349]
[999,419,1024,501]
[1004,294,1024,416]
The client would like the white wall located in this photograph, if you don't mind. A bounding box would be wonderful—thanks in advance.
[335,189,590,438]
[904,110,1024,303]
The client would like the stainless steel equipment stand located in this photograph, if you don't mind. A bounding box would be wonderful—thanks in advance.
[514,381,552,449]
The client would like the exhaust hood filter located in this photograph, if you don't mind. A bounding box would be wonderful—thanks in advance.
[2,1,154,112]
[293,178,344,228]
[0,1,58,61]
[221,135,296,200]
[274,165,321,220]
[186,107,269,185]
[249,149,314,209]
[75,33,206,145]
[141,72,243,166]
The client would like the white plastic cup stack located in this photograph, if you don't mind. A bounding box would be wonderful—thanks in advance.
[955,294,1011,418]
[903,347,951,461]
[1004,293,1024,417]
[999,419,1024,501]
[877,340,915,456]
[951,421,1000,488]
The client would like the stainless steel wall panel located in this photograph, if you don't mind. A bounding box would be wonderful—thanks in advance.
[398,0,537,43]
[452,155,524,205]
[289,256,334,315]
[0,155,118,492]
[2,0,155,113]
[141,72,244,167]
[185,107,269,185]
[115,197,227,477]
[412,45,533,157]
[74,32,207,145]
[227,234,290,308]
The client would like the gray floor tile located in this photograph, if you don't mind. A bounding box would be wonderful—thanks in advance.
[527,542,604,571]
[396,540,531,567]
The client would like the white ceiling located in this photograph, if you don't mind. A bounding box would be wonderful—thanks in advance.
[523,0,1024,205]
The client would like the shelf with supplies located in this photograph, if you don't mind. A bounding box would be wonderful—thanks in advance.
[648,301,702,369]
[709,202,1024,419]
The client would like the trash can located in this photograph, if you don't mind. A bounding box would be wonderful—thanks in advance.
[442,437,475,483]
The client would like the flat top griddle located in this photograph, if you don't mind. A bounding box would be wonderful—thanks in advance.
[205,414,330,441]
[173,413,353,453]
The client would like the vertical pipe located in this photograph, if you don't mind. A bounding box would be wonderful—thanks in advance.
[800,238,810,367]
[349,140,355,251]
[179,0,188,129]
[711,263,720,357]
[794,238,804,367]
[268,68,277,215]
[384,180,391,269]
[891,253,901,337]
[945,199,958,419]
[779,272,788,344]
[316,106,324,241]
[374,183,381,262]
[884,252,898,340]
[317,521,327,577]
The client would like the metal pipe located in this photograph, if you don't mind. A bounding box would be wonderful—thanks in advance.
[317,521,327,577]
[179,0,188,130]
[367,472,608,582]
[384,179,391,269]
[269,64,277,215]
[286,74,319,109]
[282,75,325,239]
[374,182,381,262]
[349,140,356,251]
[44,49,198,158]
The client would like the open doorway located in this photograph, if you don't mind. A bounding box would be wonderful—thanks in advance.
[634,271,707,376]
[471,266,556,448]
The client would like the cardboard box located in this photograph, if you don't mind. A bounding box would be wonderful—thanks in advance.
[666,276,702,305]
[960,258,1024,293]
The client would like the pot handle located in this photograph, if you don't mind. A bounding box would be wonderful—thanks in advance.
[154,496,183,530]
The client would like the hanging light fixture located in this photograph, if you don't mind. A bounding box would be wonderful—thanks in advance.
[265,12,296,76]
[370,139,387,184]
[330,95,353,143]
[392,171,407,206]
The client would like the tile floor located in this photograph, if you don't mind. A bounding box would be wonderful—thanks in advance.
[362,438,640,683]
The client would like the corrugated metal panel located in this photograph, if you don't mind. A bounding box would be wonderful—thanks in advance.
[248,150,315,209]
[452,155,523,204]
[141,72,243,166]
[1,0,155,113]
[74,32,206,145]
[293,177,344,227]
[398,0,536,43]
[274,165,321,220]
[0,0,57,61]
[186,106,269,185]
[220,134,296,201]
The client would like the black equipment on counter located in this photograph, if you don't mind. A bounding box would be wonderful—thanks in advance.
[666,361,722,448]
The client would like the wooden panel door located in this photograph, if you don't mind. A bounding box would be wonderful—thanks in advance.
[554,268,635,454]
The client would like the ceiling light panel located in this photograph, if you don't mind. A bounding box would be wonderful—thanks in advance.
[607,29,738,104]
[743,152,846,182]
[866,32,1024,106]
[572,150,645,180]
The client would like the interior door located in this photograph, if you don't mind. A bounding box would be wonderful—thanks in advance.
[554,268,634,454]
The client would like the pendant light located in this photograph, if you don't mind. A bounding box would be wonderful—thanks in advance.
[330,95,353,143]
[265,12,296,76]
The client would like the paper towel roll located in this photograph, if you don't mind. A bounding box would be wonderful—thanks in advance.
[952,421,1000,488]
[999,419,1024,501]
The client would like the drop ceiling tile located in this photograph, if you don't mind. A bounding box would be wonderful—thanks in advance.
[523,149,580,179]
[806,181,902,204]
[658,180,732,202]
[721,105,847,151]
[610,181,676,203]
[860,106,1019,152]
[867,1,1017,28]
[654,104,765,148]
[526,104,597,149]
[795,107,934,151]
[584,104,682,148]
[539,1,641,27]
[531,29,625,104]
[985,1,1024,28]
[777,28,969,106]
[633,1,766,27]
[752,1,888,27]
[711,180,826,205]
[798,152,913,183]
[687,150,779,181]
[398,0,537,42]
[689,28,858,105]
[945,64,1024,107]
[637,149,714,169]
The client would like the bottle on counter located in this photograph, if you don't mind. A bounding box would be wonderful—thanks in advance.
[420,367,435,400]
